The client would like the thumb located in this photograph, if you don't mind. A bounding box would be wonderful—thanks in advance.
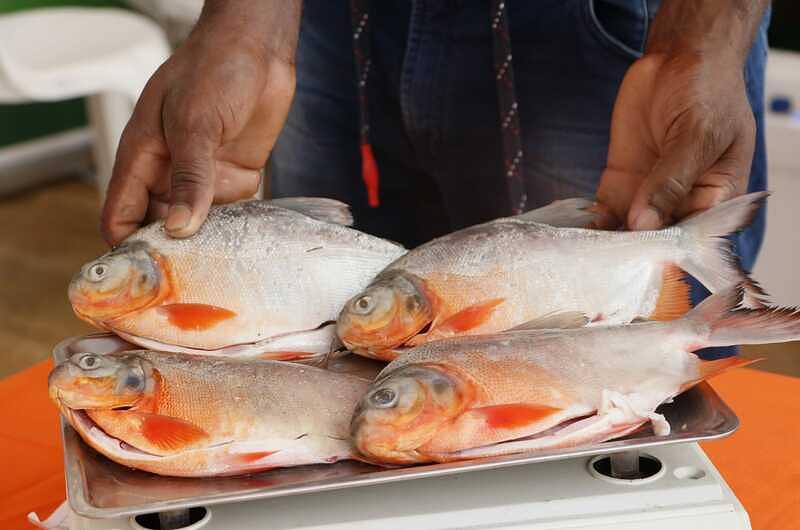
[627,138,704,230]
[165,135,216,238]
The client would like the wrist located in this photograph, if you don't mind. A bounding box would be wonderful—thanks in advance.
[193,0,301,65]
[646,0,768,68]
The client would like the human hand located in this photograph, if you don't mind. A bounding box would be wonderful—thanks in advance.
[594,51,755,230]
[101,1,299,245]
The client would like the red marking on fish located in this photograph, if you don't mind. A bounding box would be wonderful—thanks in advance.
[233,451,278,464]
[651,263,691,321]
[259,351,316,361]
[478,403,562,430]
[159,304,236,331]
[434,298,505,335]
[139,413,209,452]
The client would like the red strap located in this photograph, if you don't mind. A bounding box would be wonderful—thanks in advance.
[361,143,380,207]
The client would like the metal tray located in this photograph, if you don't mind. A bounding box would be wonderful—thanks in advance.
[54,333,739,519]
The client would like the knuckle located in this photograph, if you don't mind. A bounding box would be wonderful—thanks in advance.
[171,161,212,189]
[651,176,690,213]
[165,94,221,140]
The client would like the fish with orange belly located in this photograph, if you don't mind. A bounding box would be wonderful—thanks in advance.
[337,193,768,361]
[68,198,406,361]
[351,285,798,465]
[48,351,370,477]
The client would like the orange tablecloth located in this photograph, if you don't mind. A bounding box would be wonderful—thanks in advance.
[1,362,798,530]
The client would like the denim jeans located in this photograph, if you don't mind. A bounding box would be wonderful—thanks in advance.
[270,0,771,358]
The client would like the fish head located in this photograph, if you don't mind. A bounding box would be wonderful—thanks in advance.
[69,242,166,324]
[337,272,435,355]
[351,363,470,464]
[48,352,154,410]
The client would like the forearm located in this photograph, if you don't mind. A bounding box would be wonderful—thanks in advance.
[647,0,769,65]
[195,0,302,64]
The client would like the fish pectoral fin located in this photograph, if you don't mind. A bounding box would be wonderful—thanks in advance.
[268,197,354,226]
[257,351,321,362]
[158,304,237,331]
[476,403,563,430]
[418,403,569,455]
[228,450,280,465]
[514,197,598,228]
[430,298,505,338]
[506,311,590,332]
[424,410,646,463]
[137,413,210,454]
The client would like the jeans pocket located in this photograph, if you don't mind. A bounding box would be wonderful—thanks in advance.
[583,0,649,62]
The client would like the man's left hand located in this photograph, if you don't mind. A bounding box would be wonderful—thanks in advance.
[594,51,755,230]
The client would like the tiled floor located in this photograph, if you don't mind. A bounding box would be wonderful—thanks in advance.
[0,179,798,379]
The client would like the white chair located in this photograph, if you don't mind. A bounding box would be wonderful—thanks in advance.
[0,7,170,200]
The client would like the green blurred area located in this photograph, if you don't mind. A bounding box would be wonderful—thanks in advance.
[0,0,799,150]
[0,0,127,148]
[0,0,124,13]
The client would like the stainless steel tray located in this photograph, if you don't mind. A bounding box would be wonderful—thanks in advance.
[54,333,739,519]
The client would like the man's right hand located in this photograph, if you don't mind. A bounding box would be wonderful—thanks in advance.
[101,1,301,246]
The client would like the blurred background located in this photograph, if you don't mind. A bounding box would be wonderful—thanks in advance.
[0,0,798,378]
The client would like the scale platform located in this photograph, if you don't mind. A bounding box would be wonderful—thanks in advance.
[52,334,751,530]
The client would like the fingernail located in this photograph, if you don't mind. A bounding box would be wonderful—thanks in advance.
[632,208,661,230]
[165,204,192,234]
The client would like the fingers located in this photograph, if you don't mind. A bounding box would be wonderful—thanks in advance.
[101,69,170,246]
[594,167,646,230]
[627,135,707,230]
[101,127,169,246]
[673,121,754,220]
[164,131,218,238]
[214,163,262,203]
[586,202,623,230]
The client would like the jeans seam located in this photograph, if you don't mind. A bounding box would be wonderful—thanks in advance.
[429,15,448,159]
[641,0,649,47]
[401,0,424,135]
[583,0,644,62]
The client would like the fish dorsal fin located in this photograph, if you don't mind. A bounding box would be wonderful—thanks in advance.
[269,197,354,226]
[507,311,590,331]
[514,198,598,228]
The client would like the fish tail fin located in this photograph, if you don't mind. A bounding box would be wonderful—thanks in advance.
[676,192,770,307]
[685,284,800,347]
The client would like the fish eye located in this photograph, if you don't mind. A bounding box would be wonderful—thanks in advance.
[353,295,375,315]
[87,263,108,282]
[77,354,101,371]
[369,388,398,408]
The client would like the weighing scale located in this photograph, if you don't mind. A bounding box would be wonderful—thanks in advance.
[45,335,752,530]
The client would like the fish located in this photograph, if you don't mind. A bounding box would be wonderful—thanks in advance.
[48,350,370,477]
[350,284,799,465]
[337,193,768,361]
[69,198,406,361]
